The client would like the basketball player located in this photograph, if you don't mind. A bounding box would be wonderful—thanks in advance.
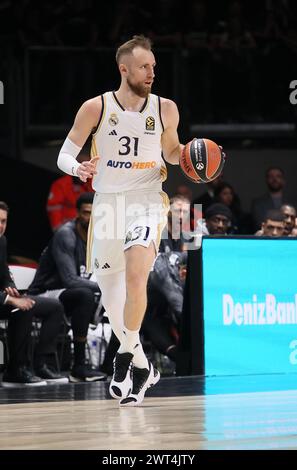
[57,35,183,406]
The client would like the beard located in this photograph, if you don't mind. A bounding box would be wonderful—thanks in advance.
[127,78,151,98]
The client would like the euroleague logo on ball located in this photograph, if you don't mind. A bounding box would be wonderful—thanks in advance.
[196,162,204,170]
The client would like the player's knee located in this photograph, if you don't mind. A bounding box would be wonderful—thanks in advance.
[126,272,147,295]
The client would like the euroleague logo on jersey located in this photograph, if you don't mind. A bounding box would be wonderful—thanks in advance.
[145,116,155,131]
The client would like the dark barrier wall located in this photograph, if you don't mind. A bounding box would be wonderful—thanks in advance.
[177,244,204,376]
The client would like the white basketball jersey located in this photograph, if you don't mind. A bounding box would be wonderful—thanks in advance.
[91,91,167,193]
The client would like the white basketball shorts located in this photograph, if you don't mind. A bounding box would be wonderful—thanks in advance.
[87,189,169,275]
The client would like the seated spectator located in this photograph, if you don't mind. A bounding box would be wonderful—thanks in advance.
[176,186,201,231]
[160,195,191,253]
[251,167,292,231]
[280,204,296,236]
[255,209,285,237]
[142,195,191,364]
[47,153,93,231]
[214,182,249,233]
[0,201,7,238]
[28,193,106,383]
[204,203,233,235]
[290,216,297,237]
[290,227,297,237]
[0,201,67,387]
[142,249,185,364]
[192,174,224,215]
[176,185,193,202]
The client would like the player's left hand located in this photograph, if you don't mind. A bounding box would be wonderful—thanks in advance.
[219,145,226,161]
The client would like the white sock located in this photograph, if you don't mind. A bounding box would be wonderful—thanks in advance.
[118,327,139,354]
[96,271,126,342]
[118,328,149,369]
[133,342,149,369]
[96,270,148,368]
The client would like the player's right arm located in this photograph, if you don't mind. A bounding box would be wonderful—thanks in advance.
[57,97,101,182]
[161,98,184,165]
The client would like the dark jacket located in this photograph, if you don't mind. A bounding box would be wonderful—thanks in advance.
[28,220,98,294]
[192,191,215,215]
[149,229,187,318]
[0,236,16,306]
[251,193,294,231]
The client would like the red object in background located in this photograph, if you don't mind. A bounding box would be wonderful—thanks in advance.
[46,175,94,231]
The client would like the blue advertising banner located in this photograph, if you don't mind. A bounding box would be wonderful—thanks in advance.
[203,238,297,375]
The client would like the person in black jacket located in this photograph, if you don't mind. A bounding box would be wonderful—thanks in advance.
[28,193,106,382]
[142,195,188,364]
[192,174,224,216]
[0,201,67,387]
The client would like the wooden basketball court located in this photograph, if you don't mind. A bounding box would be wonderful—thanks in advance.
[1,374,297,451]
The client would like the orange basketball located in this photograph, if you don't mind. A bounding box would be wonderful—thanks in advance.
[180,138,225,184]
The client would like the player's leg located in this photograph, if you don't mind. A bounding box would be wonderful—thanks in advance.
[91,193,134,397]
[119,243,160,407]
[117,192,169,406]
[95,270,133,399]
[119,243,155,361]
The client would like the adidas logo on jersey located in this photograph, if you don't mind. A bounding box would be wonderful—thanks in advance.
[102,263,110,269]
[109,130,117,135]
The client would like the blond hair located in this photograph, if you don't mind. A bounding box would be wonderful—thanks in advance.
[116,35,152,64]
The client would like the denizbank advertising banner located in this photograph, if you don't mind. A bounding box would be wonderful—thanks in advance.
[203,238,297,375]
